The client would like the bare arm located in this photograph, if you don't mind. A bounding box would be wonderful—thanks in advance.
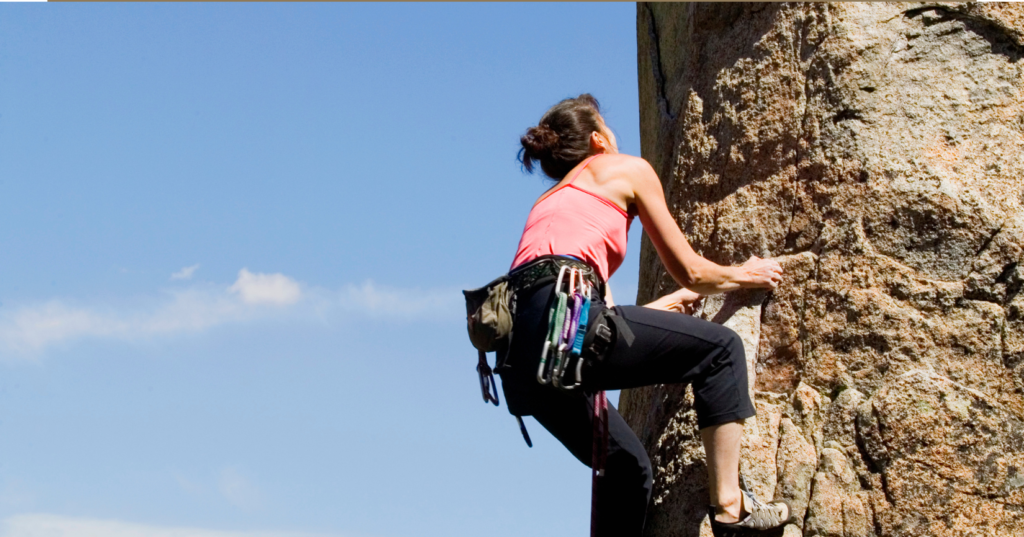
[604,283,614,307]
[643,287,702,315]
[625,157,782,295]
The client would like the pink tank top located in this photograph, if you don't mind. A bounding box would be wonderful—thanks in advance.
[510,155,632,282]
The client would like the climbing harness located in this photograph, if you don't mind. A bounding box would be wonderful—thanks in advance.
[463,255,611,450]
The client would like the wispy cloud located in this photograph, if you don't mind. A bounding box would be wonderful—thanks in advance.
[0,287,253,353]
[217,467,263,511]
[0,269,459,356]
[229,269,301,305]
[171,264,201,281]
[336,281,459,319]
[1,514,344,537]
[174,466,263,511]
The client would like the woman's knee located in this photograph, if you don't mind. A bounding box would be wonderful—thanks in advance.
[606,445,653,497]
[724,329,745,365]
[714,328,750,392]
[692,326,755,427]
[703,324,745,369]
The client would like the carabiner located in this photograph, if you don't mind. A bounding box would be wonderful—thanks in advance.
[477,351,499,406]
[555,287,583,387]
[554,264,569,291]
[537,303,558,385]
[553,279,577,387]
[538,265,571,385]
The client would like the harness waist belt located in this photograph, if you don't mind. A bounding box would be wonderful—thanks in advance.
[508,255,605,298]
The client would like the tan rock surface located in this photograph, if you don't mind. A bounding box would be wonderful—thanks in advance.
[858,370,1024,536]
[623,3,1024,535]
[775,417,817,527]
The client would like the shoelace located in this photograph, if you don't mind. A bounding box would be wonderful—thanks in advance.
[739,491,785,529]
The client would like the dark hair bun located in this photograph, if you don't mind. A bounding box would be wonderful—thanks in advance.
[518,94,602,179]
[521,124,559,158]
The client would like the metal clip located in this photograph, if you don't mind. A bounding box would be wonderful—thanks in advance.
[555,264,569,290]
[477,350,499,406]
[538,265,570,385]
[553,268,581,389]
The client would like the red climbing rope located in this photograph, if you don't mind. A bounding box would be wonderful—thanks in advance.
[590,390,608,537]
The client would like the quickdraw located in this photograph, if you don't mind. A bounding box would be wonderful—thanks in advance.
[538,266,593,389]
[556,272,589,389]
[537,265,569,385]
[552,268,577,387]
[562,278,590,390]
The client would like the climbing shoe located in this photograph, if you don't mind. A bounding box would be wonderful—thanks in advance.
[708,491,792,536]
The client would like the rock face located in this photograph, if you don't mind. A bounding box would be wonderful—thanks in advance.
[620,3,1024,536]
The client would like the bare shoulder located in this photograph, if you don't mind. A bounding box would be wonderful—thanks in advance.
[576,154,660,210]
[591,153,650,172]
[590,154,656,181]
[590,154,659,193]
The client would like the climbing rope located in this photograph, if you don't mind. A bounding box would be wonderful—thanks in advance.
[591,389,609,537]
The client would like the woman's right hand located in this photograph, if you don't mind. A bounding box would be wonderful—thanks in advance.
[740,256,784,289]
[643,287,703,314]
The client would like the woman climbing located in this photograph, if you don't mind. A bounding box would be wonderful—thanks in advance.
[499,94,791,536]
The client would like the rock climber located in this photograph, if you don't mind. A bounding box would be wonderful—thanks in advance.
[498,94,792,536]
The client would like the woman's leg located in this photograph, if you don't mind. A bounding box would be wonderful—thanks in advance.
[584,306,756,521]
[503,284,771,531]
[530,389,652,537]
[502,282,652,537]
[701,420,745,522]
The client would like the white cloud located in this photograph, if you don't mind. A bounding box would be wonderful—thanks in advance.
[229,269,302,305]
[171,264,200,281]
[0,272,459,356]
[0,288,252,353]
[0,514,341,537]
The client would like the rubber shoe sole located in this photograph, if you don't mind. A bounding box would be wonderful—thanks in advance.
[707,498,794,537]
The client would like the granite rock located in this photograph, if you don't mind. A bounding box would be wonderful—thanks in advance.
[622,3,1024,535]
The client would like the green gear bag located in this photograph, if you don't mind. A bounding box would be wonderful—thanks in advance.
[463,275,513,353]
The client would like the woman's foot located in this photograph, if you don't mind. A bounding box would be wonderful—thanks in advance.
[709,491,792,534]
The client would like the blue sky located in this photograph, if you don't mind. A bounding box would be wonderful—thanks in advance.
[0,4,643,537]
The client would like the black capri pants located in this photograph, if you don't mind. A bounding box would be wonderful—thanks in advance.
[498,281,755,537]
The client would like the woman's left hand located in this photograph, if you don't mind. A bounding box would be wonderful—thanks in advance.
[643,287,703,315]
